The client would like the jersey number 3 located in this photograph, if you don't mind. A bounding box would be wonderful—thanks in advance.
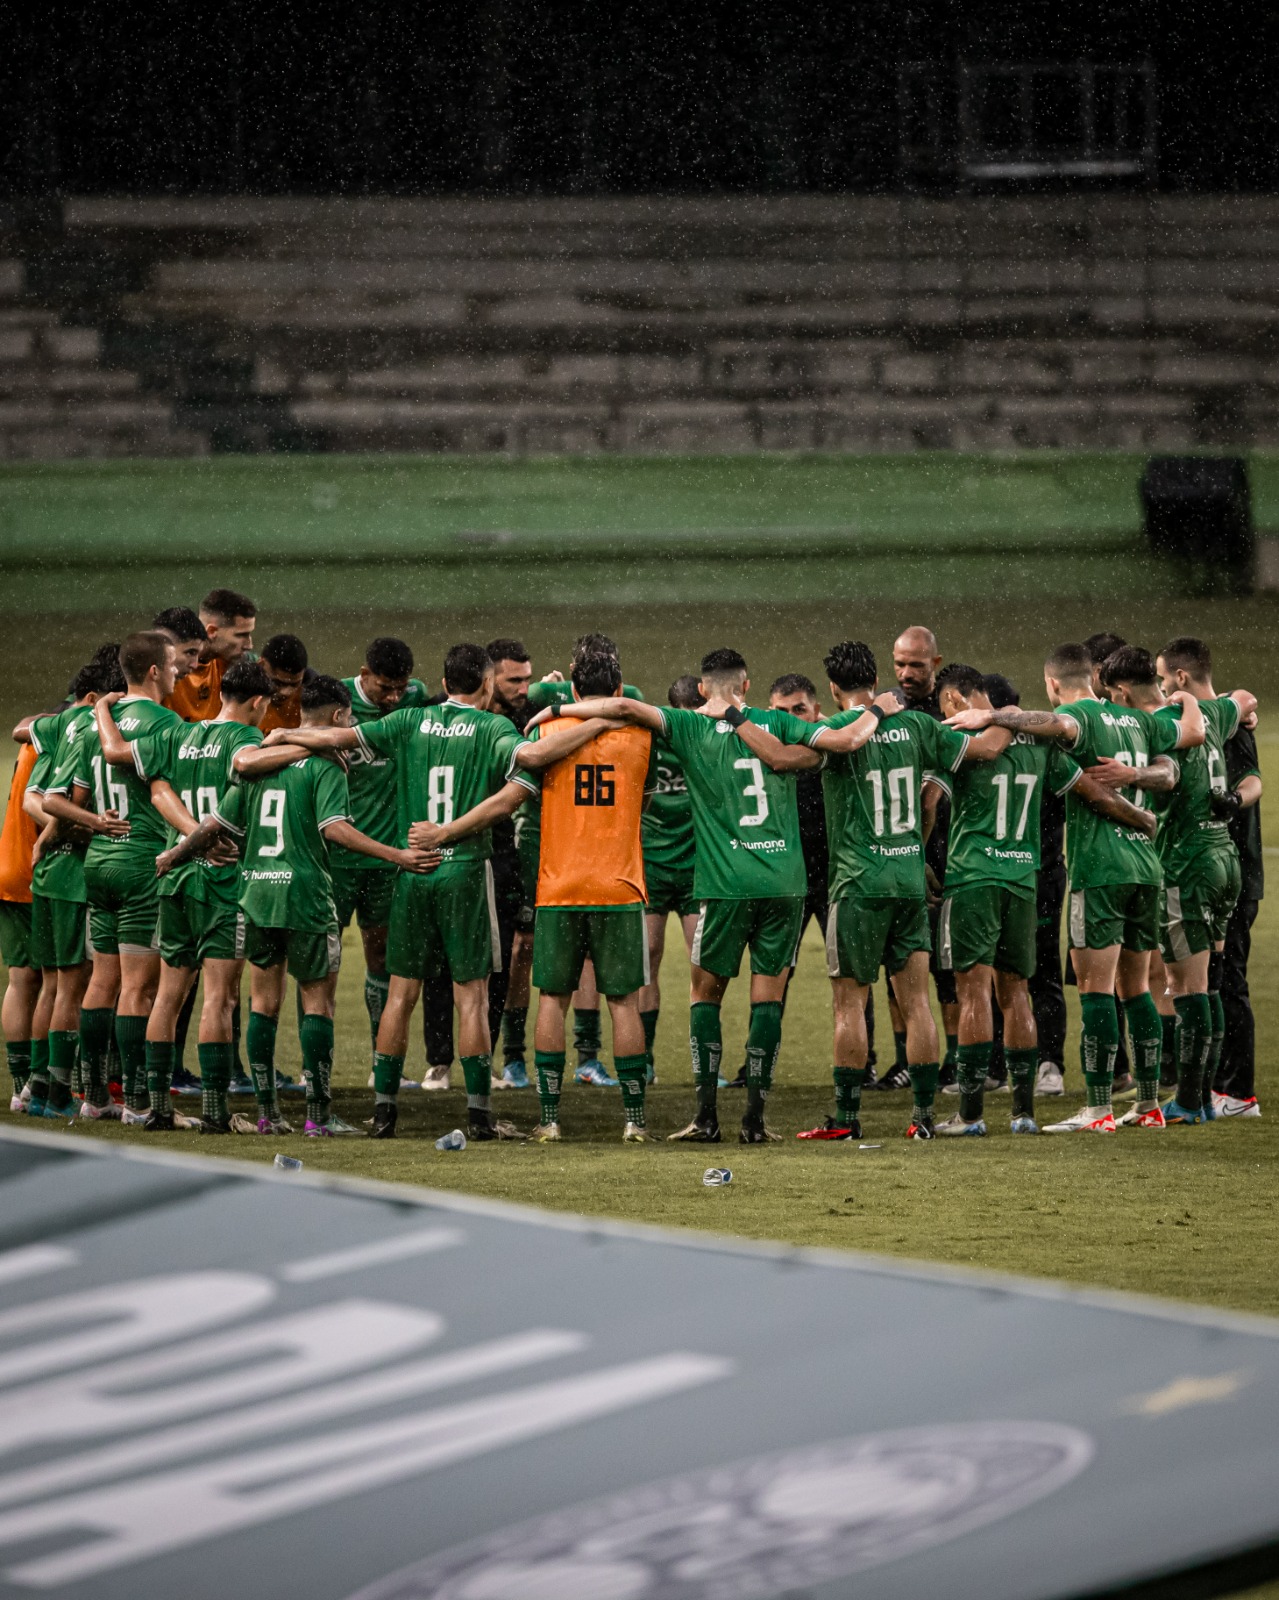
[574,764,615,806]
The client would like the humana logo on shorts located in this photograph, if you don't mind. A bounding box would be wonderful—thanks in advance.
[245,868,293,884]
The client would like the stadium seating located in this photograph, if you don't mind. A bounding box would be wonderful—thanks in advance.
[1,194,1277,456]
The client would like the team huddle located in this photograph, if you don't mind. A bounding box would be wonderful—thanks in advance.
[0,586,1263,1147]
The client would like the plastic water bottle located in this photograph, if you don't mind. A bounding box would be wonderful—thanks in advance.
[702,1167,732,1186]
[435,1129,467,1151]
[273,1154,304,1172]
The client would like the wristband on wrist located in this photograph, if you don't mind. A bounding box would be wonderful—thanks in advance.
[869,704,886,722]
[552,701,562,718]
[723,706,747,728]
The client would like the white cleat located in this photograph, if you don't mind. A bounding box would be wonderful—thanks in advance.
[80,1100,124,1121]
[1036,1063,1065,1097]
[935,1113,987,1137]
[1117,1104,1166,1128]
[120,1106,149,1126]
[1212,1092,1261,1118]
[1044,1105,1116,1134]
[623,1123,662,1142]
[9,1094,24,1114]
[530,1121,561,1142]
[421,1067,451,1092]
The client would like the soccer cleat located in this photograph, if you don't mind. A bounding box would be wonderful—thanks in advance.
[574,1060,618,1087]
[169,1066,202,1097]
[227,1073,255,1097]
[8,1094,24,1114]
[1212,1092,1261,1119]
[941,1080,961,1097]
[623,1123,661,1142]
[1043,1106,1117,1133]
[20,1081,31,1104]
[29,1101,74,1121]
[146,1108,199,1132]
[669,1116,722,1143]
[1201,1095,1217,1123]
[724,1066,748,1089]
[258,1113,293,1134]
[936,1113,987,1137]
[1161,1099,1207,1126]
[739,1118,782,1144]
[905,1112,935,1140]
[797,1117,862,1141]
[121,1106,150,1126]
[321,1115,364,1137]
[79,1100,123,1122]
[985,1075,1010,1094]
[496,1059,530,1090]
[369,1103,398,1139]
[1117,1104,1166,1129]
[1036,1062,1065,1097]
[199,1116,232,1135]
[303,1119,332,1137]
[277,1071,305,1098]
[1010,1115,1040,1134]
[491,1118,525,1140]
[422,1066,451,1092]
[229,1112,263,1134]
[529,1121,561,1142]
[874,1064,912,1092]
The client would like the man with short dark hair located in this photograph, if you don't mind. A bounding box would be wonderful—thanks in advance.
[166,588,257,723]
[152,607,207,682]
[1083,633,1127,700]
[259,634,315,735]
[1217,706,1263,1115]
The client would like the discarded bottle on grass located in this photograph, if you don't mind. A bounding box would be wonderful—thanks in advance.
[435,1129,467,1152]
[702,1167,732,1187]
[273,1154,304,1172]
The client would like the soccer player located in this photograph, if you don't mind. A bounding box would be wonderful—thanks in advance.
[166,588,257,722]
[946,641,1204,1133]
[104,658,275,1130]
[638,674,703,1086]
[41,633,184,1120]
[157,674,434,1135]
[539,648,831,1145]
[931,663,1158,1137]
[271,643,605,1140]
[152,607,208,683]
[337,638,433,1078]
[0,737,40,1110]
[1217,703,1263,1116]
[1099,642,1256,1124]
[1083,633,1127,700]
[259,634,315,734]
[486,638,535,1088]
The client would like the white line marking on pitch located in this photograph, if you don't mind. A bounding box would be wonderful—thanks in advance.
[0,1245,77,1285]
[281,1228,464,1282]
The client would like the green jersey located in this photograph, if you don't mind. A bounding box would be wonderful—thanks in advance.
[656,707,816,901]
[1150,696,1241,885]
[132,717,264,904]
[356,698,534,864]
[30,704,93,904]
[335,675,433,870]
[1054,697,1181,891]
[932,733,1081,897]
[527,682,643,712]
[641,738,695,871]
[213,757,350,930]
[822,707,969,901]
[64,698,184,872]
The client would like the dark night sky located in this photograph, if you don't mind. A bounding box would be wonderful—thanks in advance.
[2,0,1275,194]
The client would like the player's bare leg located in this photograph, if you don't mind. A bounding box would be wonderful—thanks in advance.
[1045,944,1121,1132]
[798,975,871,1140]
[136,960,198,1129]
[888,952,940,1139]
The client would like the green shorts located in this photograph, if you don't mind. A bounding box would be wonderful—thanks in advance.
[1068,882,1161,953]
[825,895,931,984]
[644,859,698,920]
[387,860,500,984]
[691,896,805,980]
[0,901,33,970]
[937,885,1037,979]
[533,903,649,996]
[333,863,395,931]
[84,852,159,956]
[515,831,539,930]
[31,894,89,970]
[1161,854,1242,963]
[158,891,246,968]
[244,920,341,983]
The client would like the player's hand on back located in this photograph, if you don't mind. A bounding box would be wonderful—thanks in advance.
[945,706,992,730]
[874,690,905,717]
[100,691,125,706]
[206,835,240,866]
[399,845,442,874]
[97,809,130,838]
[541,670,565,683]
[408,819,447,850]
[1134,807,1158,839]
[1085,756,1138,788]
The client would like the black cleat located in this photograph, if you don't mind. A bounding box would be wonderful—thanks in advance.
[874,1064,912,1092]
[739,1119,782,1144]
[905,1111,935,1140]
[467,1117,499,1141]
[199,1116,231,1136]
[369,1103,398,1140]
[143,1110,175,1132]
[669,1116,722,1143]
[725,1066,748,1089]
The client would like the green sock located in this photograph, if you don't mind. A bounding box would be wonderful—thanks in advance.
[616,1053,648,1127]
[145,1040,175,1112]
[461,1053,492,1120]
[27,1036,49,1101]
[640,1008,659,1073]
[197,1042,233,1124]
[909,1061,940,1120]
[5,1040,31,1094]
[1160,1013,1177,1083]
[573,1007,601,1062]
[78,1006,113,1105]
[1205,990,1225,1104]
[502,1006,528,1063]
[47,1029,78,1111]
[1172,994,1211,1111]
[299,1014,334,1125]
[744,1001,782,1121]
[956,1041,991,1123]
[893,1031,908,1072]
[1079,993,1119,1109]
[1123,991,1163,1103]
[534,1049,565,1126]
[833,1066,868,1127]
[373,1050,404,1104]
[246,1010,279,1114]
[944,1032,959,1073]
[689,1002,722,1120]
[1008,1046,1039,1119]
[115,1013,149,1112]
[364,970,389,1062]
